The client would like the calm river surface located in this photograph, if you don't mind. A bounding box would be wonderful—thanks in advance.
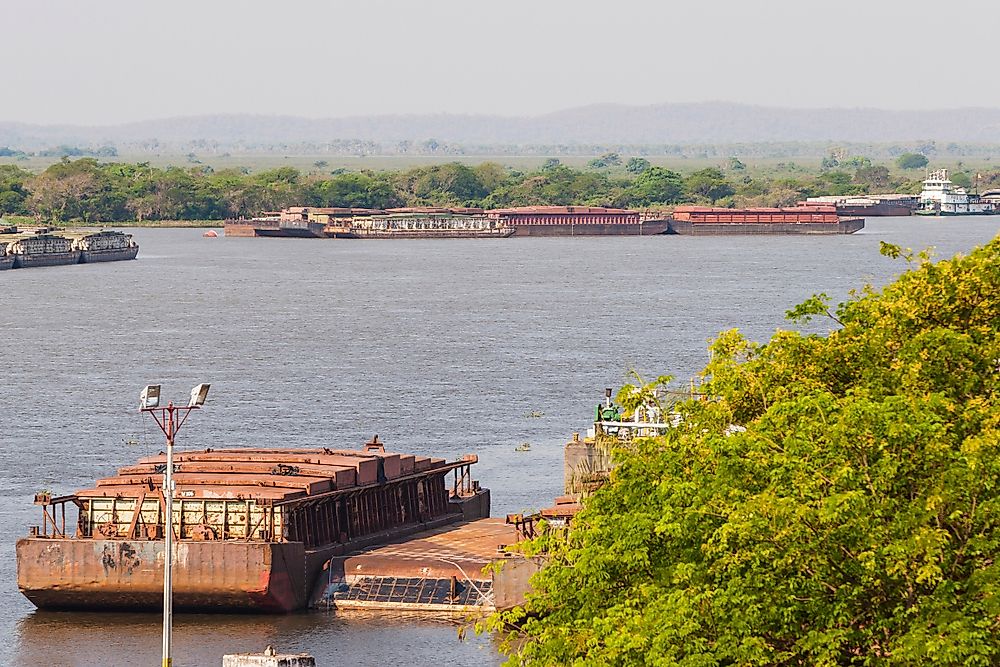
[2,217,998,666]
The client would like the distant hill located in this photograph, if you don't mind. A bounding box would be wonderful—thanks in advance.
[3,103,1000,150]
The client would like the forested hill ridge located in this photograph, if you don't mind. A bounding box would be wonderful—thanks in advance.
[6,103,1000,150]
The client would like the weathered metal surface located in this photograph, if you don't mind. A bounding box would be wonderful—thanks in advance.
[332,576,493,613]
[667,218,864,235]
[335,517,514,579]
[315,516,512,612]
[17,538,307,612]
[492,556,545,611]
[20,442,487,613]
[669,205,865,235]
[483,206,667,237]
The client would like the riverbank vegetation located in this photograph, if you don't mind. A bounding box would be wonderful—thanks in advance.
[485,238,1000,665]
[1,154,997,223]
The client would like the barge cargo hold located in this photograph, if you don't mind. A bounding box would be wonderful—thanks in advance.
[17,440,489,612]
[325,207,515,239]
[75,230,139,263]
[486,206,669,236]
[668,206,864,235]
[9,232,81,267]
[0,227,138,268]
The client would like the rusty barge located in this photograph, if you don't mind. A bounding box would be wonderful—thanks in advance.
[667,205,864,235]
[17,438,489,613]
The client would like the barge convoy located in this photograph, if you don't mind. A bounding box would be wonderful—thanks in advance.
[225,204,863,238]
[0,226,138,269]
[17,438,490,612]
[226,206,669,238]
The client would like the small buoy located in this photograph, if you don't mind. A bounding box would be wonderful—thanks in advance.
[203,230,219,238]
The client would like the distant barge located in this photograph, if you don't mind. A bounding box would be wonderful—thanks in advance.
[17,439,489,612]
[225,206,668,239]
[802,195,917,217]
[667,206,864,235]
[485,206,669,237]
[0,227,138,269]
[325,207,514,239]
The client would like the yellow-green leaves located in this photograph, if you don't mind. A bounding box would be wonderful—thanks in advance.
[490,236,1000,666]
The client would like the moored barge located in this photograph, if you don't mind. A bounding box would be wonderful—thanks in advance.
[0,228,139,269]
[9,231,81,267]
[224,208,328,238]
[75,230,139,262]
[668,206,864,235]
[326,207,514,239]
[486,206,669,236]
[17,439,489,612]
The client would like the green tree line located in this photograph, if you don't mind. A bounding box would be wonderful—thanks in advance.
[0,156,946,223]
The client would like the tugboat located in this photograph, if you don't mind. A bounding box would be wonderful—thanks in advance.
[915,169,996,216]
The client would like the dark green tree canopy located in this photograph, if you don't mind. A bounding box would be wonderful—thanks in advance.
[684,167,735,203]
[626,167,685,205]
[626,157,652,174]
[897,153,930,170]
[490,238,1000,666]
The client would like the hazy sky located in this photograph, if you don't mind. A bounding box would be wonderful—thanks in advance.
[5,0,999,125]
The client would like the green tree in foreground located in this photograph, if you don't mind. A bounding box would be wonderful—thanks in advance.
[897,153,930,170]
[487,237,1000,666]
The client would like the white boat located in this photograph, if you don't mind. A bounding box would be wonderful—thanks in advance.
[916,169,996,216]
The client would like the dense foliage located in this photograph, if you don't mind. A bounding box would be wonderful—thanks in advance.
[0,156,943,223]
[488,238,1000,666]
[897,153,930,170]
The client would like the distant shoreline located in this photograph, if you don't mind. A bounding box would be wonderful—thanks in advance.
[3,217,220,229]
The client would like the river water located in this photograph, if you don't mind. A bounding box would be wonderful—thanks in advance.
[1,217,998,666]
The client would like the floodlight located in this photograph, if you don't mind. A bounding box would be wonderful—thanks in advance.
[189,383,211,407]
[140,385,161,409]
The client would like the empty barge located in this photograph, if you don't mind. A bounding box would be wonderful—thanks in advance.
[17,439,489,613]
[668,206,864,235]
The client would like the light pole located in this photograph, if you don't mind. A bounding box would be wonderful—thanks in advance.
[140,383,210,667]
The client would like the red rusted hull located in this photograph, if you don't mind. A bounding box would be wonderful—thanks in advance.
[17,538,308,612]
[510,220,668,236]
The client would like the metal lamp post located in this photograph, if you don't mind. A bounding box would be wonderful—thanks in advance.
[140,383,211,667]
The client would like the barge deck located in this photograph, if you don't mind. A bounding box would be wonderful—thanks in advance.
[314,518,517,613]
